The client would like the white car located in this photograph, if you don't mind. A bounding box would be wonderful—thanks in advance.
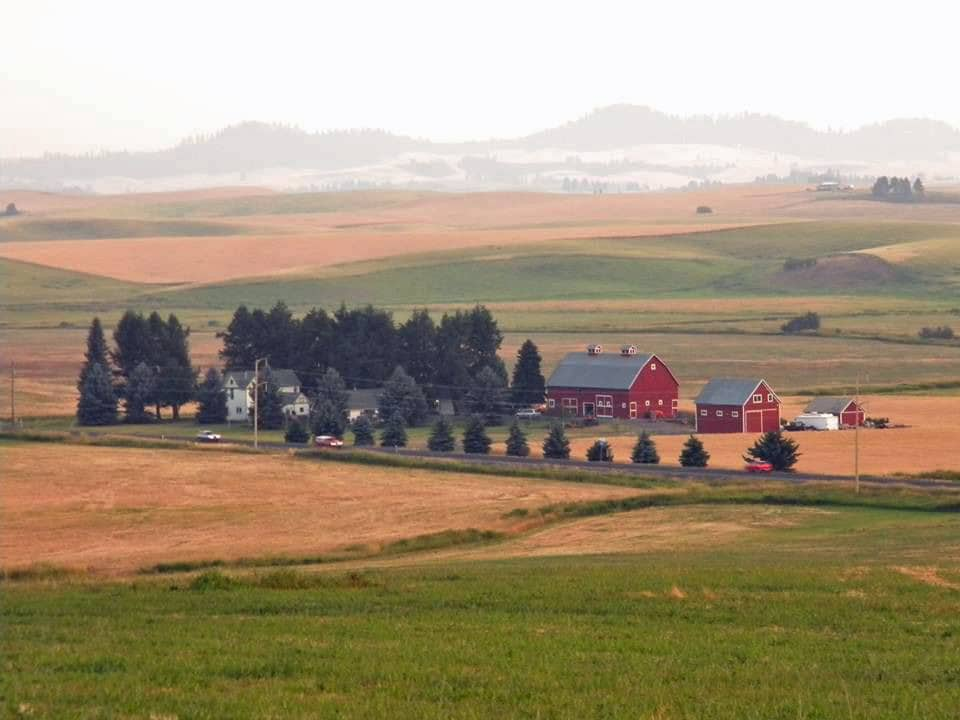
[195,430,222,443]
[515,408,542,419]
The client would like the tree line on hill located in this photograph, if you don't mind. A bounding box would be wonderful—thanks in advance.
[75,303,548,428]
[871,176,925,201]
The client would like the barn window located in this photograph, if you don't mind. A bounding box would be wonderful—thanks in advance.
[767,393,774,402]
[658,399,663,406]
[716,410,724,417]
[548,399,555,408]
[753,394,763,403]
[732,411,740,418]
[700,410,707,416]
[645,400,651,407]
[650,363,657,370]
[621,402,626,409]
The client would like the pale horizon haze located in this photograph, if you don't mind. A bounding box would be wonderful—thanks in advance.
[2,0,958,157]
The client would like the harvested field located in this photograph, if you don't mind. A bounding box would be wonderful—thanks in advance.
[0,443,642,576]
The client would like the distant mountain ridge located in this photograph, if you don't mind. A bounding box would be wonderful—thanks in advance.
[2,105,958,191]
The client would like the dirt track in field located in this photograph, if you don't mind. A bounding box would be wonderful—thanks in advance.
[0,444,643,576]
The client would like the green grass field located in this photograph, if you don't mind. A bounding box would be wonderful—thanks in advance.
[3,503,959,719]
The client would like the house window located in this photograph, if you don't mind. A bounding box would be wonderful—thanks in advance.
[732,411,740,418]
[228,389,234,400]
[235,407,243,416]
[547,398,555,408]
[753,394,763,403]
[700,410,708,416]
[716,410,724,417]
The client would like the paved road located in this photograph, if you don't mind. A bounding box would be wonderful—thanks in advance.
[114,431,960,492]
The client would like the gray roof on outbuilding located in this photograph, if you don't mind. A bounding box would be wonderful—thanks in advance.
[804,397,855,414]
[546,352,654,390]
[695,378,768,406]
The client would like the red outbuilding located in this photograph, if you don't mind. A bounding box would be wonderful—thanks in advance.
[803,397,865,427]
[695,378,781,433]
[545,344,679,420]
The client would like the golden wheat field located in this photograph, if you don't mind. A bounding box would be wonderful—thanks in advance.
[0,443,641,576]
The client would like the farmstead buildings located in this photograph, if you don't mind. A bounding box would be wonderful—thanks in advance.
[545,345,679,420]
[694,378,782,434]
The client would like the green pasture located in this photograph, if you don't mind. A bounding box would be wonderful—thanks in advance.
[3,503,959,719]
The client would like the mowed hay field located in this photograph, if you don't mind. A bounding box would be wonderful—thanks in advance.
[0,443,643,576]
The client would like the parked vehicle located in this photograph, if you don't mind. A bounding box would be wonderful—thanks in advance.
[314,435,344,448]
[195,430,222,443]
[745,461,773,473]
[515,408,542,419]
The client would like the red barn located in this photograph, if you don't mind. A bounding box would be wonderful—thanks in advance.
[803,397,865,427]
[695,378,781,433]
[545,344,679,420]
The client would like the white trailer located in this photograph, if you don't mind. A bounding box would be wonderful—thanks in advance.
[794,412,839,431]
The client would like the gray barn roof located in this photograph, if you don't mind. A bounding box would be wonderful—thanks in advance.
[546,352,654,390]
[695,378,768,406]
[804,397,855,415]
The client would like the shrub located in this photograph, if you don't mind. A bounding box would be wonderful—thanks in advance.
[542,424,571,460]
[462,415,492,455]
[781,312,821,334]
[586,439,614,462]
[744,430,800,471]
[695,205,712,214]
[631,431,660,464]
[866,416,890,429]
[783,257,817,272]
[679,435,710,467]
[505,420,530,457]
[919,326,955,340]
[427,417,456,452]
[284,418,309,444]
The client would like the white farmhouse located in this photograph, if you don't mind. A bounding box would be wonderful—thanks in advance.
[223,368,310,423]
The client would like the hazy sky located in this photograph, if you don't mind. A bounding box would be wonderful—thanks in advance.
[2,0,957,157]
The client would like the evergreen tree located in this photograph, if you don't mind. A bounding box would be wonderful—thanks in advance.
[312,368,349,422]
[505,419,530,457]
[124,362,157,423]
[631,431,660,464]
[332,304,399,387]
[156,314,195,420]
[254,371,286,430]
[76,363,117,426]
[351,415,375,446]
[427,416,456,452]
[196,368,228,424]
[913,177,925,195]
[378,366,429,426]
[679,435,710,467]
[294,307,336,390]
[398,308,438,389]
[218,305,258,369]
[510,339,546,406]
[112,310,154,384]
[284,417,310,444]
[872,176,890,197]
[744,431,800,471]
[462,415,492,454]
[586,439,614,462]
[380,411,408,448]
[77,317,110,392]
[467,365,507,424]
[311,398,347,438]
[542,424,571,460]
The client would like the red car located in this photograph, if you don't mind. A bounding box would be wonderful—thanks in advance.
[314,435,344,448]
[745,461,773,473]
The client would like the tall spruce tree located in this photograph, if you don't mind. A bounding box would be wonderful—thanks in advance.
[124,362,157,423]
[679,435,710,467]
[218,305,258,369]
[462,415,492,454]
[77,317,110,392]
[510,339,546,406]
[351,415,375,446]
[378,366,429,426]
[76,363,117,426]
[311,398,347,438]
[427,416,456,452]
[398,309,438,389]
[505,419,530,457]
[312,368,349,427]
[112,310,154,385]
[542,424,571,460]
[744,431,800,471]
[380,411,408,448]
[254,371,286,430]
[196,368,228,424]
[631,431,660,464]
[156,314,195,420]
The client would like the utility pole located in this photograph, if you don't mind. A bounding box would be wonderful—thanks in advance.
[254,358,263,450]
[9,361,15,426]
[854,372,861,494]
